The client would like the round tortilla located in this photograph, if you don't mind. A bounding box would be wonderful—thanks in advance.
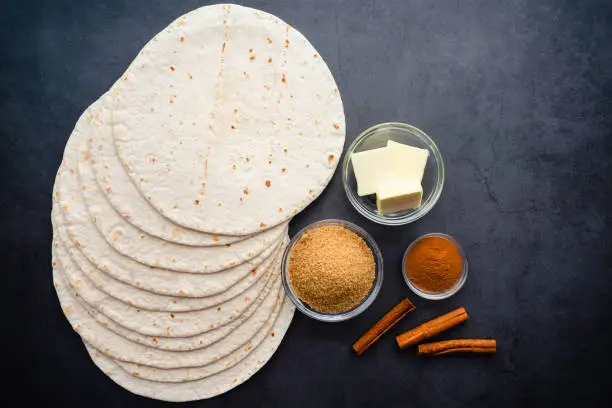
[111,4,344,235]
[53,237,279,338]
[90,96,249,246]
[54,204,282,312]
[53,266,289,369]
[83,297,293,401]
[52,197,284,298]
[57,106,285,273]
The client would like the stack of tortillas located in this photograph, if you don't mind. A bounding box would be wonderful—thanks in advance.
[50,4,344,402]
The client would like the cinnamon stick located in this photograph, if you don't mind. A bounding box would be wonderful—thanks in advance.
[352,298,416,355]
[396,307,468,349]
[418,339,497,355]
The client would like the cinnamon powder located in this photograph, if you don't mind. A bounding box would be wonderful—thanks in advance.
[404,236,463,292]
[288,225,375,313]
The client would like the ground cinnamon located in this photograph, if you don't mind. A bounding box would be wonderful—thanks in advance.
[396,307,468,349]
[404,235,463,292]
[418,339,496,355]
[352,298,416,355]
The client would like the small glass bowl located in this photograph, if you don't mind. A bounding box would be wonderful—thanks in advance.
[281,219,384,322]
[342,122,445,225]
[402,233,468,300]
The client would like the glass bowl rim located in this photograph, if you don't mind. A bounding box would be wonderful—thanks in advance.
[281,219,384,322]
[341,121,445,225]
[401,232,468,300]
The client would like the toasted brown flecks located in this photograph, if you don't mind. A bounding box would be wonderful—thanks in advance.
[217,203,222,207]
[188,73,193,80]
[234,108,238,114]
[328,154,335,164]
[225,243,232,247]
[170,66,175,71]
[231,125,236,130]
[217,307,221,311]
[282,73,287,83]
[194,199,200,205]
[113,235,119,242]
[179,36,184,42]
[199,340,203,345]
[267,37,272,44]
[243,71,249,78]
[243,188,249,195]
[232,164,236,170]
[260,222,267,227]
[251,268,257,276]
[250,55,256,61]
[81,185,87,191]
[152,337,159,344]
[265,180,271,187]
[268,57,272,63]
[170,314,175,319]
[178,290,185,295]
[264,84,270,90]
[308,189,313,194]
[171,257,176,263]
[313,53,319,58]
[285,39,290,48]
[210,324,215,329]
[105,186,112,193]
[281,168,287,173]
[333,123,340,130]
[222,41,226,52]
[283,148,288,153]
[212,237,220,242]
[271,332,275,337]
[171,300,177,304]
[249,48,253,53]
[292,209,298,214]
[140,235,144,239]
[172,203,179,209]
[169,99,174,104]
[268,160,272,164]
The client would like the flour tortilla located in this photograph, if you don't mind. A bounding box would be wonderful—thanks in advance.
[111,4,345,235]
[114,288,283,382]
[57,105,285,273]
[54,203,282,312]
[53,237,281,338]
[57,244,285,352]
[52,195,283,298]
[90,95,249,246]
[83,298,293,401]
[86,273,281,352]
[53,267,289,369]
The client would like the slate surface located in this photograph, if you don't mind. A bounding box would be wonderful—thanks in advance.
[1,0,611,406]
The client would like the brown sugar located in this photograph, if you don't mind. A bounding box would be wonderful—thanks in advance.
[288,225,375,313]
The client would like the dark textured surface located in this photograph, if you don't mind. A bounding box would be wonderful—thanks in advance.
[2,0,611,406]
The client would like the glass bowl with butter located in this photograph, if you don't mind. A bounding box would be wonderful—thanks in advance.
[342,122,444,225]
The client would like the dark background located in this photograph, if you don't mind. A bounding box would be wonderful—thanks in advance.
[2,0,611,406]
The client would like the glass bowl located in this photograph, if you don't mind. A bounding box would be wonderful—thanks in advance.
[281,219,383,322]
[402,233,468,300]
[342,122,445,225]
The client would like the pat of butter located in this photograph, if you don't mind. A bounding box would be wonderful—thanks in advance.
[350,147,393,196]
[376,179,423,214]
[387,140,429,182]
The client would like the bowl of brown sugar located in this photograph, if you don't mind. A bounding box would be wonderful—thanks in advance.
[402,233,468,300]
[282,219,383,322]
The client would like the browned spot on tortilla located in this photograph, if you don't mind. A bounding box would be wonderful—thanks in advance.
[81,185,86,191]
[333,123,340,130]
[172,203,179,209]
[171,257,176,263]
[217,202,222,207]
[170,314,175,319]
[233,378,237,383]
[249,55,256,61]
[271,332,275,337]
[231,125,236,130]
[268,160,272,164]
[281,168,287,173]
[249,48,253,53]
[313,53,319,58]
[170,66,175,71]
[285,39,290,48]
[282,73,287,83]
[225,243,232,247]
[308,189,313,193]
[178,290,185,295]
[105,186,111,192]
[152,337,159,344]
[212,237,220,242]
[267,37,272,44]
[243,71,249,78]
[243,188,249,195]
[283,148,288,153]
[194,199,200,205]
[265,180,271,187]
[199,340,203,345]
[75,241,81,247]
[292,209,298,214]
[135,281,140,286]
[232,164,236,170]
[328,154,335,164]
[179,36,184,42]
[260,222,267,227]
[217,307,221,311]
[278,207,283,213]
[222,41,226,52]
[188,73,193,80]
[268,57,272,63]
[171,300,176,304]
[210,324,215,329]
[140,235,144,239]
[169,99,174,104]
[113,235,118,242]
[234,108,238,114]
